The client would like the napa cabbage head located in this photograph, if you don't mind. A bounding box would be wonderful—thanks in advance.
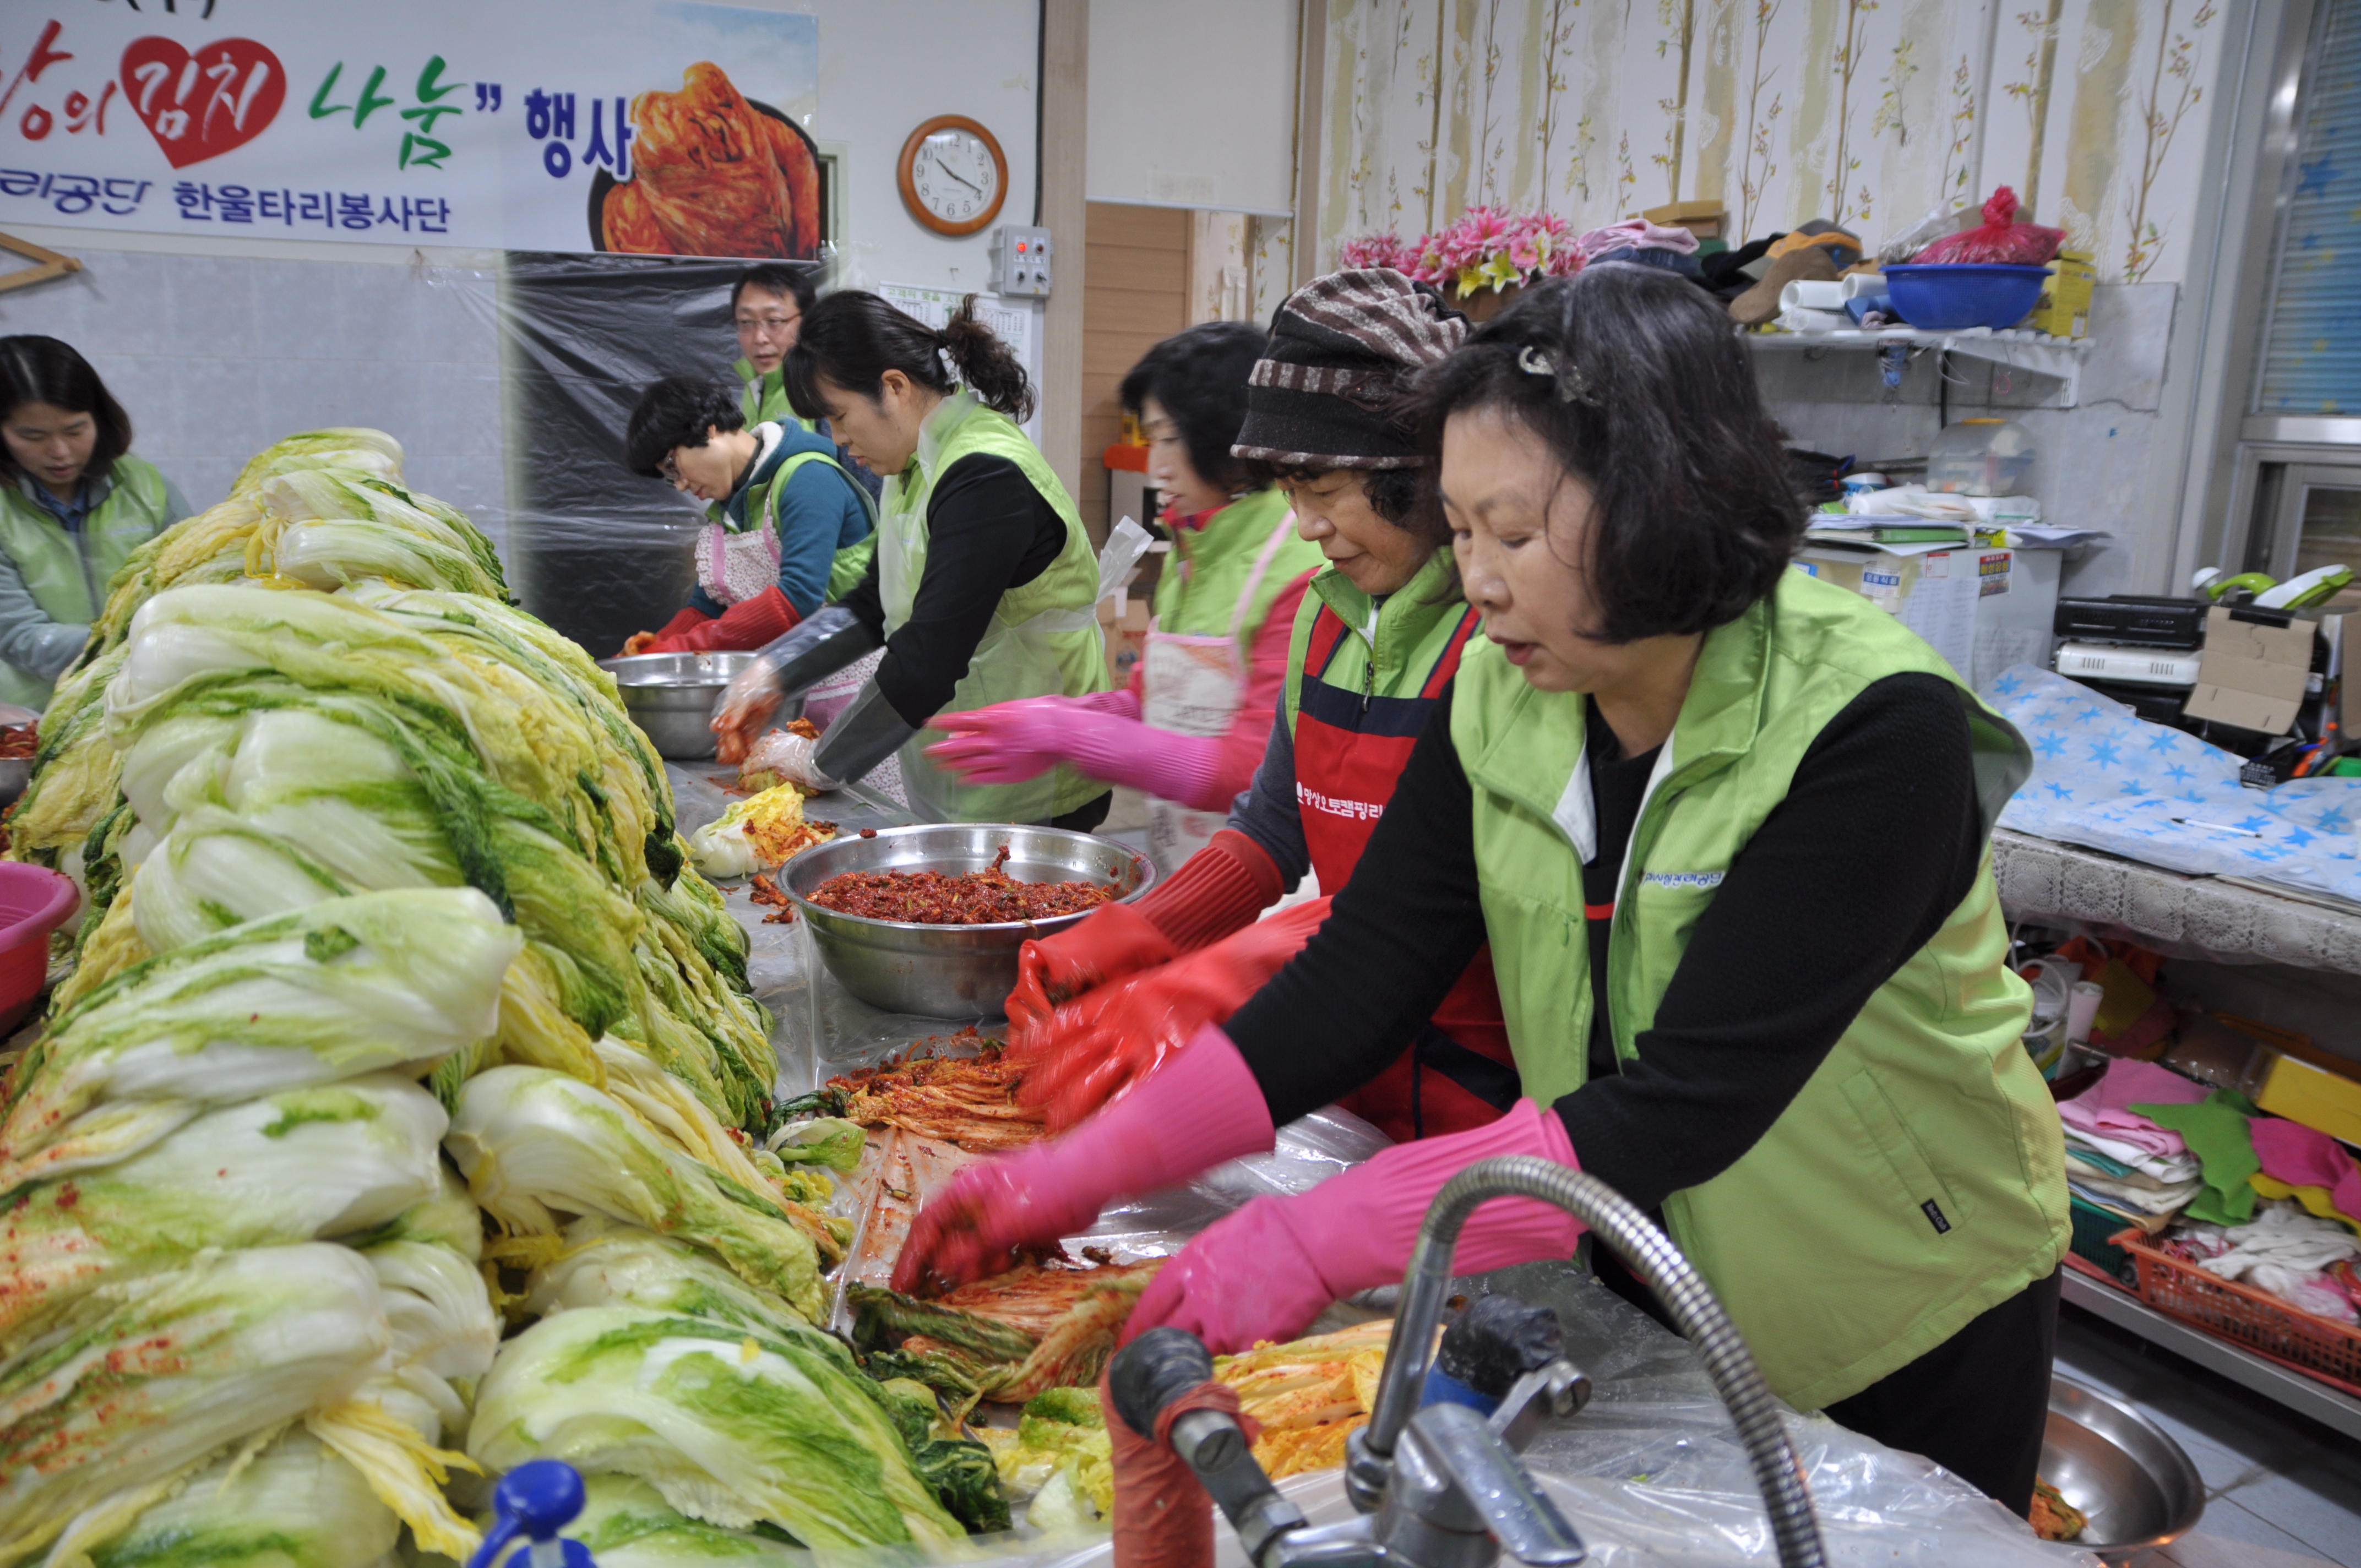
[85,1428,401,1568]
[0,1073,445,1358]
[563,1474,807,1567]
[446,1068,821,1322]
[232,429,406,496]
[0,1244,392,1568]
[468,1305,961,1550]
[521,1216,829,1347]
[0,888,516,1192]
[251,470,506,600]
[687,785,829,879]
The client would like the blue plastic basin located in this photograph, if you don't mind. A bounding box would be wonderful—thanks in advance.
[1881,263,2051,331]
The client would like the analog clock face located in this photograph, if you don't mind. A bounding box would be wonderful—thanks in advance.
[910,127,1000,225]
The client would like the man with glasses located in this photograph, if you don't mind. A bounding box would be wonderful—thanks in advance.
[733,263,880,502]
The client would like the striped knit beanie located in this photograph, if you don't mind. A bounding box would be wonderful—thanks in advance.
[1232,269,1467,471]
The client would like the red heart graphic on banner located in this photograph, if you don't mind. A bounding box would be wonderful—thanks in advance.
[119,37,286,169]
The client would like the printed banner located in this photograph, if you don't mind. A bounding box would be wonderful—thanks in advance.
[0,2,820,257]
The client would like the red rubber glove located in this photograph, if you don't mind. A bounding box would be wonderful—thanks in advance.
[621,606,708,657]
[1018,897,1330,1134]
[893,1027,1274,1296]
[1004,902,1180,1052]
[651,585,801,653]
[1003,830,1285,1047]
[1123,1098,1585,1353]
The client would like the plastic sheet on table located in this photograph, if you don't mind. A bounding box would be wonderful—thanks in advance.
[768,1259,2095,1568]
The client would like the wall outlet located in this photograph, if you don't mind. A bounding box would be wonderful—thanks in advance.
[991,225,1053,298]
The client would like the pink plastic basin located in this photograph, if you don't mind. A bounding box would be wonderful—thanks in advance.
[0,863,79,1038]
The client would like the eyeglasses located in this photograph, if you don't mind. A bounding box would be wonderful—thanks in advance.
[659,453,684,484]
[735,313,799,336]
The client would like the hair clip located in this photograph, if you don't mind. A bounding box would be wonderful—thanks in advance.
[1517,345,1599,406]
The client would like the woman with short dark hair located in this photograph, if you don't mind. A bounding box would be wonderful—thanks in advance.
[0,335,187,709]
[895,266,2069,1517]
[616,373,874,656]
[924,321,1325,878]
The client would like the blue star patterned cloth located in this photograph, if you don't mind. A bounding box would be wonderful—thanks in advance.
[1983,665,2361,901]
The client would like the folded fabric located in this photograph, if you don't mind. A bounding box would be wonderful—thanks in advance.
[2195,1201,2361,1324]
[2251,1174,2361,1239]
[2088,1058,2209,1113]
[2071,1188,2174,1236]
[2248,1115,2361,1229]
[2065,1166,2203,1215]
[2059,1102,2191,1162]
[1575,217,1700,259]
[2065,1148,2200,1195]
[2131,1091,2260,1225]
[2063,1125,2199,1183]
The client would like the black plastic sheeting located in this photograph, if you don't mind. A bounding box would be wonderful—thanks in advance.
[493,251,823,658]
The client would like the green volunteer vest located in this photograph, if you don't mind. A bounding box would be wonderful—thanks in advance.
[0,456,171,710]
[705,434,876,603]
[1155,489,1321,656]
[1450,568,2067,1411]
[882,393,1110,819]
[735,358,815,434]
[1280,551,1470,732]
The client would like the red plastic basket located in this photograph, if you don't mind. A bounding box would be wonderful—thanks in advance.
[2108,1226,2361,1398]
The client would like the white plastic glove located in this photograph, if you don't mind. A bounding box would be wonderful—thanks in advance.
[745,729,840,791]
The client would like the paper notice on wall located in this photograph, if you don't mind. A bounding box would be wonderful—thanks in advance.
[1898,552,1980,678]
[878,282,1043,446]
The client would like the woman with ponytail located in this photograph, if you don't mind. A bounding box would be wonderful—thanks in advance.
[709,293,1114,829]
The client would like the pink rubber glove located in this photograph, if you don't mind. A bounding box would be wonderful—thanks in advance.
[1122,1097,1585,1353]
[893,1026,1275,1295]
[926,699,1228,809]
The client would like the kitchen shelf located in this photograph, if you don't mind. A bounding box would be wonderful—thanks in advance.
[1747,326,2095,407]
[2061,1266,2361,1441]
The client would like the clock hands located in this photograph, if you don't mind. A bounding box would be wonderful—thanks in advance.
[931,148,984,195]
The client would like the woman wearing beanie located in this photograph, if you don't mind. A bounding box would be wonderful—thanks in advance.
[708,292,1114,829]
[923,322,1324,879]
[895,268,2068,1517]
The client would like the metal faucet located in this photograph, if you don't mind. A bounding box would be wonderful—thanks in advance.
[1108,1155,1827,1568]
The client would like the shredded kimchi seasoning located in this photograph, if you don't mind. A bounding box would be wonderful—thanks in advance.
[809,845,1117,924]
[0,723,35,759]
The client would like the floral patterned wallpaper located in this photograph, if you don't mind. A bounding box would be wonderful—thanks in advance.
[1312,0,2223,285]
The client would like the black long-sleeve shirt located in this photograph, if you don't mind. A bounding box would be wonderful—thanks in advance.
[1224,672,1983,1211]
[837,454,1068,728]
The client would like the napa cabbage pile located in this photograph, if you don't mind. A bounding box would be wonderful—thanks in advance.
[0,429,988,1565]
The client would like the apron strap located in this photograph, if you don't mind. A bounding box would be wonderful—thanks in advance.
[1421,605,1484,697]
[1223,506,1302,646]
[1304,602,1352,679]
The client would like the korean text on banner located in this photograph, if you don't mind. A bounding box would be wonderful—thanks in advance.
[0,2,822,259]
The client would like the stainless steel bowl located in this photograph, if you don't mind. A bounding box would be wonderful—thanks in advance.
[599,651,792,760]
[782,823,1156,1018]
[0,758,26,808]
[2043,1375,2205,1558]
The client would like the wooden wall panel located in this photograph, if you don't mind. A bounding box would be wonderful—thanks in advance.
[1078,200,1190,540]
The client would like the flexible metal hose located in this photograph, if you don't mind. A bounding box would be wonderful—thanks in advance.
[1363,1155,1827,1568]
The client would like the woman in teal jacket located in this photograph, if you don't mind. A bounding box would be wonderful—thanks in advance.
[0,336,186,710]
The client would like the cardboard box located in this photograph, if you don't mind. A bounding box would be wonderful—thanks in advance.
[2029,250,2096,339]
[1642,199,1725,243]
[1097,594,1151,684]
[2255,1049,2361,1147]
[1794,542,1995,678]
[2182,606,2315,734]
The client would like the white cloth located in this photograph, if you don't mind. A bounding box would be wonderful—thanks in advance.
[2191,1202,2361,1324]
[2063,1126,2201,1185]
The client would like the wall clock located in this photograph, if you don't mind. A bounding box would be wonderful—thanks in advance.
[898,115,1008,236]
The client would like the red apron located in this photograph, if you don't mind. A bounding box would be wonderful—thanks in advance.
[1291,602,1517,1140]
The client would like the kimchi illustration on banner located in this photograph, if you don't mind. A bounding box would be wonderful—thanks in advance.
[598,62,824,259]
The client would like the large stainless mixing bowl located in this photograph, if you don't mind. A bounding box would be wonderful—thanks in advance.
[2042,1374,2204,1559]
[782,823,1156,1018]
[599,651,789,760]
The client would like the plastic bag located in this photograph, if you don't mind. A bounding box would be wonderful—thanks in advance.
[1879,204,1973,266]
[1915,188,2064,266]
